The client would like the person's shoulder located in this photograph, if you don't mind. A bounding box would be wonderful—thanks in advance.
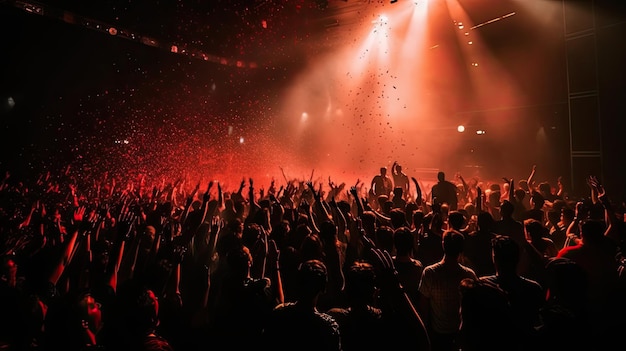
[557,245,580,258]
[142,334,174,351]
[479,275,498,284]
[273,301,296,311]
[519,276,543,290]
[460,264,478,277]
[410,257,424,268]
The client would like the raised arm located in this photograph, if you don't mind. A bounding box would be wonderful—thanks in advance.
[526,165,537,193]
[503,177,514,203]
[180,181,201,225]
[368,247,431,351]
[588,175,620,240]
[48,206,85,287]
[411,177,423,207]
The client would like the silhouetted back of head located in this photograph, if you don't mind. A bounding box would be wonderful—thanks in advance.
[524,219,544,241]
[538,182,551,195]
[393,226,414,256]
[389,208,408,228]
[530,192,545,211]
[477,212,495,232]
[296,259,328,300]
[226,246,252,278]
[562,207,575,221]
[491,235,519,273]
[437,171,445,182]
[500,200,514,218]
[375,226,394,254]
[544,257,587,304]
[442,230,465,257]
[580,219,606,244]
[393,186,403,197]
[344,261,376,305]
[448,211,466,231]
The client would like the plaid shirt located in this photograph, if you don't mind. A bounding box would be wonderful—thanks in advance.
[419,260,478,334]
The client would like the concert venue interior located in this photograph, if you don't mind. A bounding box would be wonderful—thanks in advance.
[1,0,625,198]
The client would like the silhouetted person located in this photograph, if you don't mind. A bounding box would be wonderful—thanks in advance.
[261,259,342,351]
[418,230,477,351]
[431,172,458,211]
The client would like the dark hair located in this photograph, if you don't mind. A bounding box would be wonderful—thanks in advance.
[477,212,495,232]
[393,227,414,256]
[442,230,465,256]
[491,235,519,270]
[389,208,408,229]
[226,246,252,277]
[500,200,514,217]
[524,219,544,240]
[580,219,606,244]
[345,261,376,303]
[297,259,328,298]
[448,211,466,230]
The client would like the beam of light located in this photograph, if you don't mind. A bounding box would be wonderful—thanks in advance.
[445,0,524,112]
[276,0,459,180]
[470,12,516,30]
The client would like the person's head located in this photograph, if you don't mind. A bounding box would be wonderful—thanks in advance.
[437,171,446,182]
[380,167,387,176]
[491,235,519,274]
[463,202,476,217]
[412,210,425,228]
[500,200,514,218]
[344,261,376,306]
[296,259,328,301]
[442,230,465,257]
[393,186,404,199]
[448,211,466,231]
[375,225,395,254]
[396,164,403,172]
[547,210,560,225]
[561,207,575,223]
[538,182,552,196]
[530,192,545,211]
[117,280,160,335]
[242,223,264,249]
[75,291,104,334]
[524,218,546,242]
[389,208,408,229]
[518,179,529,192]
[488,190,501,208]
[544,257,587,304]
[300,233,325,261]
[377,195,389,209]
[226,245,253,278]
[459,278,513,350]
[1,255,18,283]
[393,226,414,257]
[226,217,244,237]
[580,219,606,245]
[477,212,495,232]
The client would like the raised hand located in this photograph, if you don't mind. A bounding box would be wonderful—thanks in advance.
[117,210,138,241]
[588,175,606,199]
[210,216,224,237]
[368,247,402,291]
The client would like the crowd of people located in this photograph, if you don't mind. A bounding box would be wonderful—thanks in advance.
[0,162,624,351]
